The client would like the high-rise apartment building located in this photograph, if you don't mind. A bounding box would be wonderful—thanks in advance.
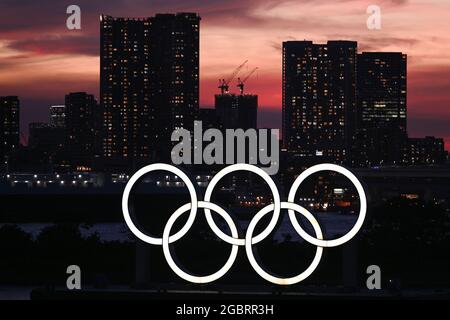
[100,13,200,169]
[65,92,97,170]
[282,41,357,164]
[354,52,407,166]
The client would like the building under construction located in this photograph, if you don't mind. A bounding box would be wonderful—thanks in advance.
[215,61,258,130]
[215,94,257,130]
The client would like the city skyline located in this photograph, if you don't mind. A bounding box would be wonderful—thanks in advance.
[3,31,445,171]
[0,0,449,150]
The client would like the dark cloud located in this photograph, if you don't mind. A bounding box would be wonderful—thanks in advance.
[0,0,289,56]
[8,34,98,56]
[0,54,35,70]
[269,41,282,52]
[390,0,409,5]
[325,34,420,52]
[0,0,272,32]
[1,0,404,57]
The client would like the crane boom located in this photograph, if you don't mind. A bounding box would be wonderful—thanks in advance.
[218,60,248,94]
[237,67,258,95]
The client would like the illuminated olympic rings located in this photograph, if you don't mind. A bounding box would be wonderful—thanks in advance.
[122,163,367,285]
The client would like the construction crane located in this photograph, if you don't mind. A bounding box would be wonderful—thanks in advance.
[237,67,258,95]
[218,60,248,94]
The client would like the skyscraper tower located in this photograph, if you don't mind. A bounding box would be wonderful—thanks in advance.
[100,15,153,168]
[100,13,200,169]
[357,52,407,132]
[282,41,357,164]
[354,52,407,166]
[65,92,97,170]
[149,13,200,151]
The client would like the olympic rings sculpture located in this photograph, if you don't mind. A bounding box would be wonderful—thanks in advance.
[122,163,367,285]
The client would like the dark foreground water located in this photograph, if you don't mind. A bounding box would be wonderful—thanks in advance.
[0,212,357,243]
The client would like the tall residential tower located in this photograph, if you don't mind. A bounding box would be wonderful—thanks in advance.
[354,52,407,166]
[282,41,357,164]
[100,13,200,169]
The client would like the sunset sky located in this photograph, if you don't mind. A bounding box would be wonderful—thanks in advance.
[0,0,449,150]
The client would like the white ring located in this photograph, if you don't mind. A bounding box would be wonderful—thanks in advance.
[287,163,367,248]
[162,201,239,284]
[204,163,281,246]
[245,202,323,285]
[122,163,198,245]
[122,162,368,285]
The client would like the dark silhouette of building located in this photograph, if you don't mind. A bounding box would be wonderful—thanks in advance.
[354,52,407,166]
[198,108,219,130]
[0,96,20,171]
[357,53,407,132]
[65,92,97,171]
[403,136,446,166]
[100,15,153,168]
[50,105,66,128]
[282,41,357,164]
[28,122,65,171]
[215,93,257,130]
[149,13,200,159]
[100,13,200,169]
